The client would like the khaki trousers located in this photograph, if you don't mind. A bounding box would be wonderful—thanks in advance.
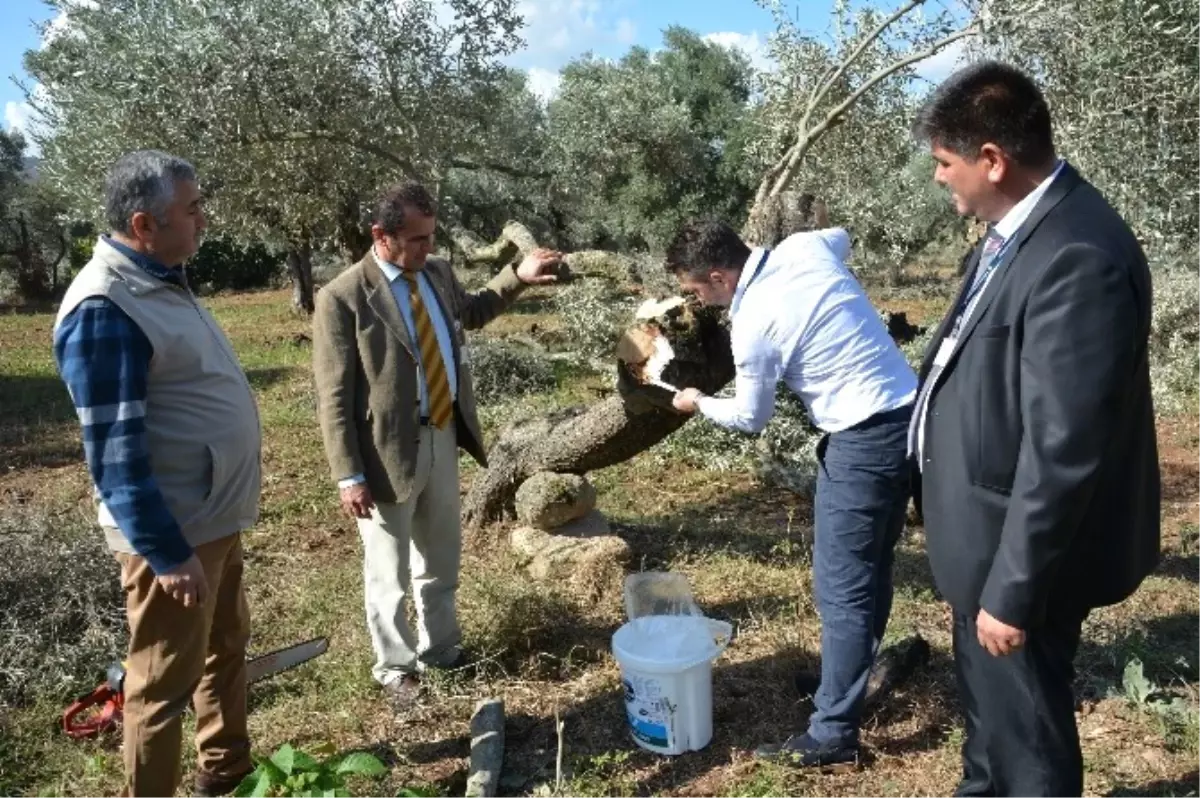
[357,425,462,684]
[115,534,252,797]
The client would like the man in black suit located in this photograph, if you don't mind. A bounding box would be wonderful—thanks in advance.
[909,62,1161,796]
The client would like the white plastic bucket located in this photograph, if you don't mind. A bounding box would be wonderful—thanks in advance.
[611,615,733,755]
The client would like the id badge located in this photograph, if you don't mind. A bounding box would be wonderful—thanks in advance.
[934,337,956,367]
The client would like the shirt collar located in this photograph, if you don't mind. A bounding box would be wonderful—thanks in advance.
[992,159,1066,241]
[373,244,415,284]
[103,235,186,287]
[732,247,768,315]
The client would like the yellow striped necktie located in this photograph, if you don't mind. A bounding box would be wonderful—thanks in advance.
[401,270,454,429]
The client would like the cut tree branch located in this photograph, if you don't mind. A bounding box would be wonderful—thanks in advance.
[803,0,927,129]
[768,22,980,198]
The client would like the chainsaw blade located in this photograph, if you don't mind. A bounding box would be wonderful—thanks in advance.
[246,637,328,684]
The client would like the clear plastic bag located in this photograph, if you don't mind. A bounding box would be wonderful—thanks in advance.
[624,572,704,621]
[620,572,729,663]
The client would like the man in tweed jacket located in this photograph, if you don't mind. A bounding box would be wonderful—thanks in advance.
[313,182,562,708]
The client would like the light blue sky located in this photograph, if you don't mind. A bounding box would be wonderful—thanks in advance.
[2,0,963,154]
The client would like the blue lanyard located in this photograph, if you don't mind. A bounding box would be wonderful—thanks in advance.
[731,248,771,315]
[953,234,1015,333]
[743,248,771,288]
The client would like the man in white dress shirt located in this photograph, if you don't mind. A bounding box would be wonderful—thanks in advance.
[668,219,917,768]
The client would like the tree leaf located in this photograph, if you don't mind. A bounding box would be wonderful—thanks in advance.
[334,752,387,776]
[256,755,287,785]
[271,743,297,776]
[290,751,321,774]
[233,767,269,798]
[309,740,337,758]
[251,769,274,798]
[1123,657,1157,705]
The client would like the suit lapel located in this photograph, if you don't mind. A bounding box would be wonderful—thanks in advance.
[951,164,1081,353]
[361,251,416,360]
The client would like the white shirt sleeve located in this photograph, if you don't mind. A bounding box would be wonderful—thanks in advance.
[696,323,782,434]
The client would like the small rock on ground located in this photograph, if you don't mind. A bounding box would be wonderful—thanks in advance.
[514,472,597,530]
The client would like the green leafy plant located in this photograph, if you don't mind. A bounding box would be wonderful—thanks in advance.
[1123,657,1159,706]
[234,743,386,798]
[1117,658,1200,753]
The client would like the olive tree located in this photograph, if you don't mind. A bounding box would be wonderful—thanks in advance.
[743,0,982,264]
[24,0,529,311]
[980,0,1198,257]
[545,27,757,251]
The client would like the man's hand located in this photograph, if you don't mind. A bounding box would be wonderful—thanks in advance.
[156,555,208,608]
[341,483,376,519]
[515,247,565,285]
[673,388,704,414]
[976,608,1026,656]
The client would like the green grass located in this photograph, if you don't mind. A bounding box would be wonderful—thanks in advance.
[0,282,1196,797]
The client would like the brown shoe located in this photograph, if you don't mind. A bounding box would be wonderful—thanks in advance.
[194,768,254,797]
[383,673,422,710]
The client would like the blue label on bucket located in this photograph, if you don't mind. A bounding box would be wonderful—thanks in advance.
[623,674,674,750]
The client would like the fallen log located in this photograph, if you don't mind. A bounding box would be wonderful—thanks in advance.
[462,297,734,529]
[460,200,848,530]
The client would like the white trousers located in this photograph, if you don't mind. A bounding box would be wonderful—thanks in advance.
[356,425,462,685]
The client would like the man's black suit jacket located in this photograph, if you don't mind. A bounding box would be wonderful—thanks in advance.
[916,163,1160,629]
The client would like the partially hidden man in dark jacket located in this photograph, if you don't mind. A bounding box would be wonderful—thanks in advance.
[908,61,1160,796]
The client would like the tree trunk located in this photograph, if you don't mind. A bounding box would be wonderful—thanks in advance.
[741,191,830,247]
[454,221,539,272]
[287,240,315,315]
[462,301,735,529]
[459,208,860,530]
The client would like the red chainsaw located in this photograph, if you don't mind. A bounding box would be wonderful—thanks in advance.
[61,637,329,739]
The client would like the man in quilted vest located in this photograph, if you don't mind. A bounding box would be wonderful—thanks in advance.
[54,150,261,797]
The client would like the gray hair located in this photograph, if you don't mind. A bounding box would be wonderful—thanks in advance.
[104,150,198,234]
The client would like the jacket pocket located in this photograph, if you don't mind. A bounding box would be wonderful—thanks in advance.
[979,324,1010,339]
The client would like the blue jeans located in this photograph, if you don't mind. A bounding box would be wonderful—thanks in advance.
[806,404,912,747]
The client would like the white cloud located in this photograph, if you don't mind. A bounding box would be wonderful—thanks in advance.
[526,67,562,104]
[513,0,642,60]
[703,31,773,73]
[615,16,637,45]
[40,0,98,48]
[914,38,971,84]
[42,9,73,46]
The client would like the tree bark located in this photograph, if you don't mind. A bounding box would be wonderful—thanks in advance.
[286,239,315,315]
[741,191,830,247]
[453,220,540,271]
[462,301,735,529]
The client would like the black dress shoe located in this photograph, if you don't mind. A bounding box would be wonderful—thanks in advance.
[753,732,859,770]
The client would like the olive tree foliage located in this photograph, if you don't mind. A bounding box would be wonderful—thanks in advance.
[743,0,983,268]
[980,0,1198,259]
[440,68,555,245]
[545,27,758,252]
[23,0,527,311]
